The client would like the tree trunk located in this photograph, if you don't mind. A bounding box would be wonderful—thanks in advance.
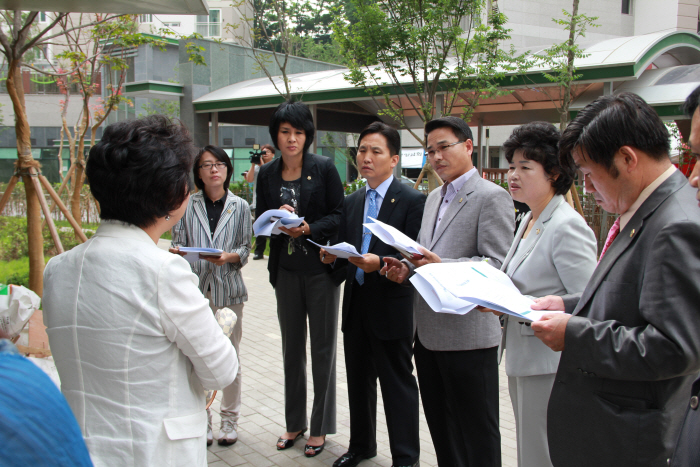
[71,103,89,228]
[560,0,579,132]
[7,60,45,295]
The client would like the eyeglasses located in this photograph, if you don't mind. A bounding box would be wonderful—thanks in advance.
[199,162,227,171]
[426,141,464,158]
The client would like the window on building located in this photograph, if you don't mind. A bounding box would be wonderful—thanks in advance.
[196,9,221,38]
[621,0,632,15]
[163,22,181,28]
[39,12,47,22]
[139,14,153,23]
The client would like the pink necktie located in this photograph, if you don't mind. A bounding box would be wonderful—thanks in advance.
[598,217,620,264]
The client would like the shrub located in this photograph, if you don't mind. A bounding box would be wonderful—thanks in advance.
[5,271,29,288]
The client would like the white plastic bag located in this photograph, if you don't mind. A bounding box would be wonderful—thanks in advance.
[0,284,41,338]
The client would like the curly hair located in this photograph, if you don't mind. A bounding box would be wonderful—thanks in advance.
[503,121,574,196]
[86,115,195,228]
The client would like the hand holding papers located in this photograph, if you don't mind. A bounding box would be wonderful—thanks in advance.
[307,239,363,259]
[177,247,223,263]
[253,209,305,237]
[363,217,425,259]
[409,261,564,322]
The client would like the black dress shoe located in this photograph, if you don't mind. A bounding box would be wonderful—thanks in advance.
[391,462,419,467]
[333,451,376,467]
[253,253,264,260]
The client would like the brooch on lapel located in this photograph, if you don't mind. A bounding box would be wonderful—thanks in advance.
[226,209,232,214]
[307,176,312,180]
[630,228,635,237]
[536,229,540,235]
[391,199,395,203]
[459,198,463,203]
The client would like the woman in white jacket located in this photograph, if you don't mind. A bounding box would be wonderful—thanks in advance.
[481,122,597,467]
[43,116,238,467]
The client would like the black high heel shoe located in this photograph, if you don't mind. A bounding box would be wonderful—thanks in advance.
[276,429,306,450]
[304,438,326,457]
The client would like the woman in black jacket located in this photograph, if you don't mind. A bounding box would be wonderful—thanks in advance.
[256,100,344,457]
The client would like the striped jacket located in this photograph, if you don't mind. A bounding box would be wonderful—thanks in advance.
[172,190,251,306]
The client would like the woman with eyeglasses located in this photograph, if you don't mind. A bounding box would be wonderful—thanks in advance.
[256,100,344,457]
[170,145,252,447]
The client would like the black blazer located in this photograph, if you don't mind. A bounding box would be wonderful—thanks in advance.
[335,178,426,340]
[256,152,344,287]
[670,375,700,466]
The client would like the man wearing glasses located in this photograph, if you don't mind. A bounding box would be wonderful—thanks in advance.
[246,144,275,259]
[383,116,514,467]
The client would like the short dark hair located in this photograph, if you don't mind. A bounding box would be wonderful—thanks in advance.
[193,145,233,191]
[682,84,700,117]
[503,122,573,196]
[260,143,275,154]
[560,92,670,174]
[86,115,194,228]
[425,116,473,142]
[358,121,401,155]
[269,100,315,155]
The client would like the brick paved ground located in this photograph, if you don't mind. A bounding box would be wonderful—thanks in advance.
[205,256,518,467]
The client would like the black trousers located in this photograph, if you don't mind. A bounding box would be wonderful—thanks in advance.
[254,235,267,256]
[414,335,501,467]
[344,284,420,465]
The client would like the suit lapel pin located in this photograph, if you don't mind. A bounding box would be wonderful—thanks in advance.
[459,198,463,203]
[226,209,232,214]
[536,229,540,235]
[391,198,395,203]
[630,228,635,237]
[307,176,312,180]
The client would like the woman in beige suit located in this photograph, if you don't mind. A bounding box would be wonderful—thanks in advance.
[482,122,597,467]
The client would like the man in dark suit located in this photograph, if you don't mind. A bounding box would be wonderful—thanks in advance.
[382,117,514,467]
[669,85,700,467]
[321,122,426,467]
[531,92,700,466]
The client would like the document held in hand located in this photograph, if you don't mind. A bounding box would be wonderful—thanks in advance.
[253,209,305,237]
[306,239,363,259]
[363,217,425,258]
[178,247,224,263]
[410,261,564,322]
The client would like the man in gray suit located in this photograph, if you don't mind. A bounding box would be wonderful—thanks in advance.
[383,116,514,466]
[669,85,700,467]
[531,92,700,466]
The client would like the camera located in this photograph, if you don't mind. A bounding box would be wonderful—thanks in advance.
[249,143,262,165]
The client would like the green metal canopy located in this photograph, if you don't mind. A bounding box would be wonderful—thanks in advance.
[192,31,700,131]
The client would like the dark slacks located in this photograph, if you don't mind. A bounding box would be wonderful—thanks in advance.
[275,267,340,436]
[344,284,420,465]
[414,335,501,467]
[254,235,267,256]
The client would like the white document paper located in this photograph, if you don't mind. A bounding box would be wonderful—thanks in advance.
[253,209,305,236]
[411,261,563,322]
[178,247,223,263]
[410,270,476,315]
[306,240,363,259]
[363,217,425,258]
